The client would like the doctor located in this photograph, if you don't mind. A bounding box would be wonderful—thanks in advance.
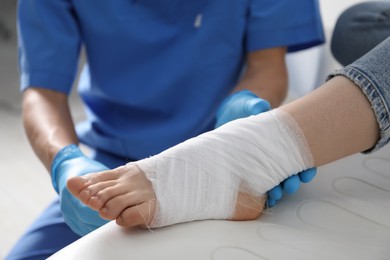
[7,0,324,259]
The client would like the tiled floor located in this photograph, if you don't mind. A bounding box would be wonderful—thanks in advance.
[0,0,383,258]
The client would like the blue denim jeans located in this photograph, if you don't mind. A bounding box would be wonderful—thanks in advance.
[328,36,390,153]
[331,1,390,66]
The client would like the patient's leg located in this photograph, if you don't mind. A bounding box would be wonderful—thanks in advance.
[67,75,380,229]
[283,76,379,166]
[68,106,313,228]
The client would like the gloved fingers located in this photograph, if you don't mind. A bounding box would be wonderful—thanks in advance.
[215,89,271,128]
[267,169,316,207]
[283,174,301,194]
[61,191,108,236]
[266,197,277,208]
[66,195,108,225]
[77,205,109,226]
[55,156,110,196]
[244,98,271,115]
[299,168,317,183]
[267,185,283,201]
[63,215,83,235]
[64,213,104,236]
[60,157,110,179]
[63,214,93,236]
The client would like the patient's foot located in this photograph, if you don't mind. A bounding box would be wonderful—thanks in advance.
[67,164,156,228]
[67,163,265,228]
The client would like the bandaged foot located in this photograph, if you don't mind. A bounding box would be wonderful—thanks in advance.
[68,109,313,228]
[67,164,265,228]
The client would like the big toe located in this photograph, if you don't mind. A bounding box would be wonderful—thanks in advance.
[67,176,89,197]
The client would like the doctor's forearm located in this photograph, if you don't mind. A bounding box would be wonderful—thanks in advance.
[234,47,288,108]
[22,88,79,173]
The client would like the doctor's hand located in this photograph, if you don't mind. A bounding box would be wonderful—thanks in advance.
[51,144,109,236]
[266,168,317,207]
[215,89,317,207]
[215,89,271,128]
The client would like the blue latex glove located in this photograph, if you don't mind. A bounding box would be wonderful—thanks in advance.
[267,168,317,207]
[215,89,271,128]
[215,90,317,207]
[51,144,109,236]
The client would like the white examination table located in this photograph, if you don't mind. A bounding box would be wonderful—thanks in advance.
[51,136,390,259]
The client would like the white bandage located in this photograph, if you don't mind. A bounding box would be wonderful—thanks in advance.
[134,109,314,228]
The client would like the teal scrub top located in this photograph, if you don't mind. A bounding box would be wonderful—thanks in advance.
[18,0,324,159]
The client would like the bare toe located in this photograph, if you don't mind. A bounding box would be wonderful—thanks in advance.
[67,176,89,198]
[82,168,120,185]
[99,190,150,220]
[66,168,117,198]
[116,200,156,228]
[78,181,118,207]
[99,193,129,220]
